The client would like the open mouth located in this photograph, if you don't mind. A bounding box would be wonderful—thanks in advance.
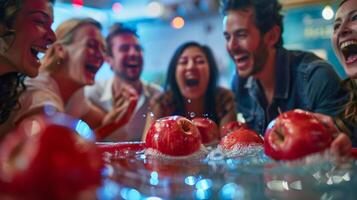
[340,40,357,64]
[125,63,140,68]
[185,78,199,87]
[235,54,250,63]
[124,58,141,68]
[30,46,47,61]
[85,64,99,74]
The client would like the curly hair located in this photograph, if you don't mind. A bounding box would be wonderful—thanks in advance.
[164,41,219,123]
[220,0,284,48]
[0,0,55,124]
[0,72,26,123]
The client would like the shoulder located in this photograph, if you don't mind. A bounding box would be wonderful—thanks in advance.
[215,87,234,97]
[287,50,335,75]
[215,87,235,106]
[85,78,113,92]
[84,78,114,99]
[143,81,163,96]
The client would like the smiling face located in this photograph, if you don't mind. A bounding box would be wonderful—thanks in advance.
[108,33,143,82]
[1,0,55,77]
[332,0,357,78]
[175,46,210,100]
[223,8,269,78]
[63,24,105,86]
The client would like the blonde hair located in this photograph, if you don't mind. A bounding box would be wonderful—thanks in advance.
[41,17,102,72]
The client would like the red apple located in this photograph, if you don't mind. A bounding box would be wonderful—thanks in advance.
[219,128,263,151]
[0,115,103,199]
[220,121,248,137]
[145,116,202,156]
[264,110,334,161]
[192,117,220,145]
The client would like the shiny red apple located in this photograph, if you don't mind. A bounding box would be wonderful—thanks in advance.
[220,121,248,137]
[192,117,220,145]
[145,116,202,156]
[264,110,334,161]
[0,115,103,199]
[219,128,263,151]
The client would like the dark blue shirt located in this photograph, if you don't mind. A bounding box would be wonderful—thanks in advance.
[231,47,349,136]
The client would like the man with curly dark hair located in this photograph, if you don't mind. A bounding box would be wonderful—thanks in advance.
[0,0,56,139]
[221,0,352,156]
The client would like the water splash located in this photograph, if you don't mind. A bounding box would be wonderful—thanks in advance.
[189,112,196,118]
[145,145,208,160]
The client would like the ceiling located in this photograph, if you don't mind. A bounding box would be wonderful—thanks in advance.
[58,0,337,9]
[56,0,338,22]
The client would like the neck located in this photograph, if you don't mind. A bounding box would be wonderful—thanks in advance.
[0,54,17,75]
[114,76,142,95]
[51,71,82,104]
[184,96,205,118]
[254,48,277,105]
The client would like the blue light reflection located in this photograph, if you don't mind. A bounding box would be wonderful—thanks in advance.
[219,182,245,200]
[195,179,213,190]
[185,176,197,186]
[97,179,120,200]
[75,119,95,141]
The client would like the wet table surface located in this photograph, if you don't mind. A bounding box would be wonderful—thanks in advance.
[96,142,357,200]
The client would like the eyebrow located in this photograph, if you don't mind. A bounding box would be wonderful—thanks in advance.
[27,10,51,19]
[335,9,357,23]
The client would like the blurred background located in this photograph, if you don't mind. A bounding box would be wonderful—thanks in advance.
[53,0,343,87]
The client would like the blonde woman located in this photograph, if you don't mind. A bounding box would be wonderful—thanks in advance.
[5,18,136,140]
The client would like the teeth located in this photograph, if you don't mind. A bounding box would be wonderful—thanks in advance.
[31,46,47,53]
[340,40,357,49]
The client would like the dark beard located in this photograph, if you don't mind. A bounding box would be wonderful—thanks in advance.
[115,70,141,82]
[251,39,269,75]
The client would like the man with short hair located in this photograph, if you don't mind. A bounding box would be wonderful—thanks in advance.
[221,0,351,155]
[85,23,162,141]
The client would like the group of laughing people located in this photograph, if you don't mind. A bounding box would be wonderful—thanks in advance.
[0,0,356,161]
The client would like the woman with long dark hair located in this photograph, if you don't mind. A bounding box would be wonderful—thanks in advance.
[143,41,237,139]
[0,0,56,139]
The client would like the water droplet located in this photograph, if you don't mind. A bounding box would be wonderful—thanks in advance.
[187,99,192,103]
[149,112,154,117]
[142,114,146,118]
[190,112,196,118]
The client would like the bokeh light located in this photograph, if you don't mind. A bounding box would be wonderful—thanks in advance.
[146,1,164,17]
[112,2,123,14]
[171,16,185,29]
[322,5,334,20]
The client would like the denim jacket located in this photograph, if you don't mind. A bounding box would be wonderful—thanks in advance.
[231,47,349,136]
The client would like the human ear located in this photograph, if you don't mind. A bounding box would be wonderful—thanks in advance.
[265,25,281,48]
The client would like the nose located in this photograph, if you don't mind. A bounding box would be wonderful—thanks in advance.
[46,28,56,46]
[227,36,239,52]
[128,46,139,56]
[337,22,352,38]
[95,48,104,62]
[186,59,196,70]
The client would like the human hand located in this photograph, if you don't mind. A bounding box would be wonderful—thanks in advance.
[96,85,138,139]
[311,112,352,157]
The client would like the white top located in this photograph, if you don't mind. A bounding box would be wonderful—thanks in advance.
[84,78,162,142]
[15,72,91,121]
[0,72,91,136]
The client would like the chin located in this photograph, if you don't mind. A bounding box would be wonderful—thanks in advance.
[25,68,39,78]
[345,69,357,79]
[23,62,40,78]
